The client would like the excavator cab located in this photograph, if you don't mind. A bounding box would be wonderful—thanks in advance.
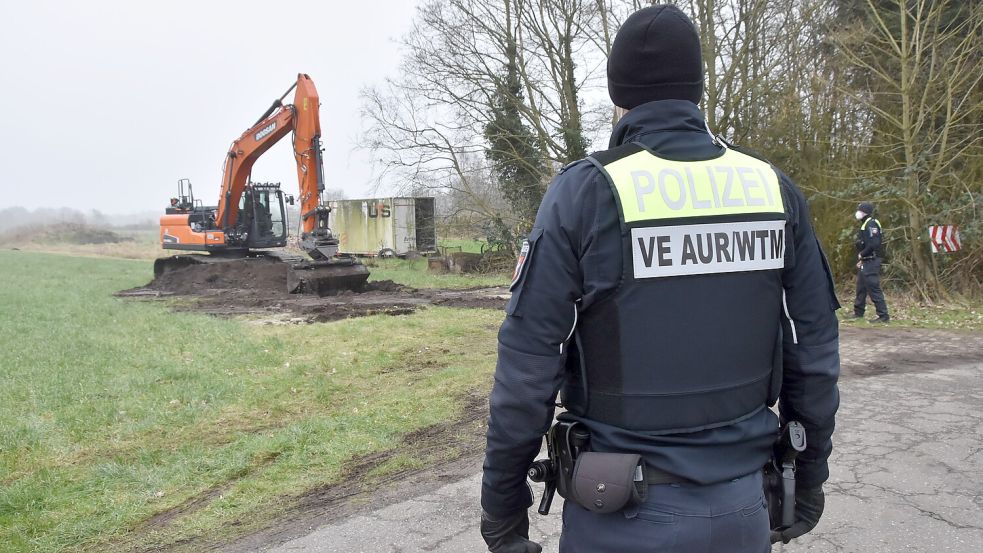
[234,182,288,249]
[165,178,197,214]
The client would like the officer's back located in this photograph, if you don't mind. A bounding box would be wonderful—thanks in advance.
[480,5,840,553]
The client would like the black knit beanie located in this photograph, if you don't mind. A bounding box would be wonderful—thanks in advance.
[608,4,704,108]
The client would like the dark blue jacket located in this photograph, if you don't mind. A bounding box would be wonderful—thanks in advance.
[481,99,841,518]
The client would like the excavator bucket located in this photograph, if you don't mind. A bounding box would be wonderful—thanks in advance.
[286,259,370,296]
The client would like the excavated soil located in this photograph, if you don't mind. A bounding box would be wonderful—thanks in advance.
[117,258,509,321]
[149,257,291,294]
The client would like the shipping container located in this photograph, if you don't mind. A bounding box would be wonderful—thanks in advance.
[327,197,437,256]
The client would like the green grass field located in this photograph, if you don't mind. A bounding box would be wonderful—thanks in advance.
[2,243,978,552]
[0,250,503,552]
[364,238,510,289]
[367,257,510,289]
[437,238,488,254]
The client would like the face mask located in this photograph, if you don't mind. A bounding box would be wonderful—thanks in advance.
[855,211,866,220]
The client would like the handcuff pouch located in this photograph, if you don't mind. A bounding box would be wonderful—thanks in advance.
[569,452,648,514]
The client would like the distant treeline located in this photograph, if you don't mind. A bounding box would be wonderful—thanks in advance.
[0,207,158,233]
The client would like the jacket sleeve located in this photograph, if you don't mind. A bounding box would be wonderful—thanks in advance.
[778,175,841,490]
[480,165,590,518]
[859,220,881,257]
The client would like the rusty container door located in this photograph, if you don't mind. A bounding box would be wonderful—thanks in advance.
[414,197,437,253]
[392,198,417,255]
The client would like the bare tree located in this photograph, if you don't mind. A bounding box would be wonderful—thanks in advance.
[361,0,609,247]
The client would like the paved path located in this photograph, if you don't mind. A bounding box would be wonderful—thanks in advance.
[262,327,983,552]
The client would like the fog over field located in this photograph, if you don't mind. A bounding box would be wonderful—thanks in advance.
[0,1,418,214]
[0,207,160,232]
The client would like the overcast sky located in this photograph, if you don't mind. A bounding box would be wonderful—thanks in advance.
[0,0,418,213]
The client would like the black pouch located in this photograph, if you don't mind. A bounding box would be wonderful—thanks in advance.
[569,452,648,514]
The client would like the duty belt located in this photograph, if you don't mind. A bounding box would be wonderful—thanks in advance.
[644,465,690,486]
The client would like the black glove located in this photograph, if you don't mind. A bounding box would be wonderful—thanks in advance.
[771,487,825,544]
[480,510,542,553]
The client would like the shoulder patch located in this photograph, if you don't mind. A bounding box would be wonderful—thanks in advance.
[510,239,532,290]
[870,226,879,236]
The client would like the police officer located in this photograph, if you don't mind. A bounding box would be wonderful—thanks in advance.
[480,5,840,553]
[853,202,890,323]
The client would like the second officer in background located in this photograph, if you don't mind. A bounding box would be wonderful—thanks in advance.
[853,201,890,323]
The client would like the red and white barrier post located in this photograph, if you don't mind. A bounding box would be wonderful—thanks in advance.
[929,225,962,253]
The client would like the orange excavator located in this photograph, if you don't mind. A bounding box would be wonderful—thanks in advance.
[155,74,368,294]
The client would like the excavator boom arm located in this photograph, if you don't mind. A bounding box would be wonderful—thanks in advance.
[214,74,324,232]
[291,75,326,234]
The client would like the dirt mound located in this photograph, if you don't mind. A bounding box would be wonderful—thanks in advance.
[150,257,290,295]
[120,259,508,323]
[305,303,419,322]
[418,287,511,310]
[362,280,406,293]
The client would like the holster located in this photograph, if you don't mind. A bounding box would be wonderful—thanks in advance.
[763,421,807,530]
[548,420,590,501]
[529,420,648,515]
[763,461,790,530]
[549,421,647,514]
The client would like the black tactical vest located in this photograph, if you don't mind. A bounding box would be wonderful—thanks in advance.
[562,143,789,434]
[855,217,881,256]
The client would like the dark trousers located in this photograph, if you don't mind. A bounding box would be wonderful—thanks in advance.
[559,471,769,553]
[854,257,889,319]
